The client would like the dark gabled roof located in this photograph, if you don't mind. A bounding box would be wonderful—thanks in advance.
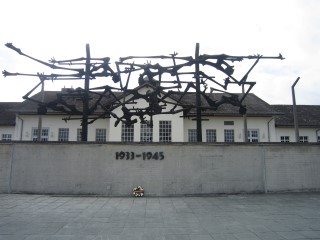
[171,92,279,116]
[16,91,60,114]
[0,102,21,125]
[272,105,320,128]
[15,89,122,115]
[2,87,279,118]
[16,84,178,115]
[2,88,320,129]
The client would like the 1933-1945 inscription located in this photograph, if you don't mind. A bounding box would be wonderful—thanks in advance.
[115,151,164,160]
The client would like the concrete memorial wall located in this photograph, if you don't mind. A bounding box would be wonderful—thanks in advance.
[0,142,319,195]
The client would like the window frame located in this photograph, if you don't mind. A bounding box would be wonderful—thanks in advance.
[77,128,82,142]
[121,124,134,142]
[299,136,308,143]
[247,129,259,142]
[224,129,234,142]
[140,123,153,142]
[1,133,12,141]
[58,128,69,142]
[96,128,107,142]
[206,129,217,143]
[32,127,49,141]
[280,136,290,142]
[188,129,197,143]
[159,120,172,142]
[224,121,234,126]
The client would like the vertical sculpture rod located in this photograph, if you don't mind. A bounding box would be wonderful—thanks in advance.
[37,80,45,141]
[195,43,202,142]
[292,77,300,143]
[82,44,91,141]
[242,84,248,142]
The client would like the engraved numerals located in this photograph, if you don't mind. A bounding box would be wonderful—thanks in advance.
[115,151,164,160]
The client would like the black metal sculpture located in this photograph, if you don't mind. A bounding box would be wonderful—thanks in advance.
[2,43,284,141]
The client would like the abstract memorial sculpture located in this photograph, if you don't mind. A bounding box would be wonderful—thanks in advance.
[2,43,284,141]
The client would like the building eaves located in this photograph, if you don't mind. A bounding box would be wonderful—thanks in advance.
[15,90,120,116]
[0,102,21,125]
[272,105,320,128]
[2,89,282,118]
[172,92,279,117]
[15,84,181,116]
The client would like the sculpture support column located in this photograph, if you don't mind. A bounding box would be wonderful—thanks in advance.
[82,44,90,141]
[195,43,202,142]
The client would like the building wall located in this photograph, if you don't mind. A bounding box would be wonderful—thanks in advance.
[14,114,110,141]
[1,142,319,195]
[276,127,319,142]
[184,116,276,142]
[3,91,317,143]
[0,126,15,141]
[109,112,184,142]
[102,86,185,142]
[8,113,320,143]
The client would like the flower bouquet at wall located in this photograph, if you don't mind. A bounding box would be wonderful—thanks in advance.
[133,186,144,197]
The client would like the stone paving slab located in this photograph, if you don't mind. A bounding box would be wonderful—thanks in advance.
[0,193,320,240]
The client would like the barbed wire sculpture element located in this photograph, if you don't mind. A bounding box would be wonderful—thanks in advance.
[3,43,284,141]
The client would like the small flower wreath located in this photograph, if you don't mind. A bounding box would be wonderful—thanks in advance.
[133,186,144,197]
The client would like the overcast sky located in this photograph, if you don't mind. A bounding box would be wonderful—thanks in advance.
[0,0,319,105]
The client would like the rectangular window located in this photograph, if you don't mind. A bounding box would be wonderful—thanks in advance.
[58,128,69,142]
[188,129,197,142]
[224,129,234,142]
[299,136,308,143]
[1,134,12,141]
[96,128,107,142]
[159,121,172,142]
[280,136,290,142]
[224,121,234,126]
[32,128,49,141]
[140,123,153,142]
[248,129,259,142]
[122,124,134,142]
[206,129,216,143]
[77,128,82,142]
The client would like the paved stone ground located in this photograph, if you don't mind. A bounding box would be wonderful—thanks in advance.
[0,193,320,240]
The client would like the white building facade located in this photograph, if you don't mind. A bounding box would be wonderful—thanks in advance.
[1,88,320,143]
[10,114,278,143]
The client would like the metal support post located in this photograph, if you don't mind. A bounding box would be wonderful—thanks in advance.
[292,77,300,143]
[82,44,90,141]
[37,80,45,141]
[242,84,248,142]
[195,43,202,142]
